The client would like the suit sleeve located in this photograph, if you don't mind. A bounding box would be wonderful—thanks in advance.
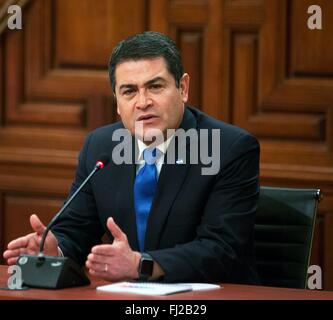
[52,133,105,265]
[147,133,260,283]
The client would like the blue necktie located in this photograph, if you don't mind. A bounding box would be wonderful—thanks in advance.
[134,148,158,252]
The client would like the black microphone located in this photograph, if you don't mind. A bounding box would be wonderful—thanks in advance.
[16,154,110,289]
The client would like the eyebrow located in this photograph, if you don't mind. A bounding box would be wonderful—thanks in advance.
[119,76,167,92]
[145,76,166,86]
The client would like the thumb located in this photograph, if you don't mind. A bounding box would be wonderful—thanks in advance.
[107,217,126,242]
[30,214,46,235]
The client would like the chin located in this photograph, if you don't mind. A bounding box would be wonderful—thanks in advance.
[142,127,166,144]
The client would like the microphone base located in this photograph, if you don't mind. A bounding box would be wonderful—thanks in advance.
[16,254,90,289]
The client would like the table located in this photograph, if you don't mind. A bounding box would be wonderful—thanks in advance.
[0,265,332,300]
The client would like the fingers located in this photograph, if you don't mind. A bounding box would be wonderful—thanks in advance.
[3,215,45,266]
[7,257,19,265]
[86,218,133,281]
[4,249,19,265]
[30,214,46,235]
[107,217,126,242]
[91,244,114,256]
[87,252,108,264]
[4,247,39,259]
[7,236,29,250]
[86,247,112,276]
[87,268,106,278]
[85,260,108,274]
[3,248,26,259]
[4,247,39,265]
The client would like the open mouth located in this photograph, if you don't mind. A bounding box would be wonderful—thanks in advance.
[137,114,158,121]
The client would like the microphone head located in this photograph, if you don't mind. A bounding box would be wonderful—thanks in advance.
[95,154,110,169]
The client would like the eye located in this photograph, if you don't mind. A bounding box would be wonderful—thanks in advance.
[149,83,163,91]
[122,89,135,96]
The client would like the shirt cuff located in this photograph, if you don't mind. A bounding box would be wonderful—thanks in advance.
[58,246,64,257]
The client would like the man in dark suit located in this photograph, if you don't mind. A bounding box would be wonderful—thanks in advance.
[4,31,260,284]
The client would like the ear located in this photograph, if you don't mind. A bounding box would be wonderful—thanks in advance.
[179,73,190,103]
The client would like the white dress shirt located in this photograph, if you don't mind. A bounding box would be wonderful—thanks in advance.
[136,135,174,178]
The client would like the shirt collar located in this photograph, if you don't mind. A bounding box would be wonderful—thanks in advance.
[137,135,174,161]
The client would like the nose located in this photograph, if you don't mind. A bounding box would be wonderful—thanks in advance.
[135,90,151,109]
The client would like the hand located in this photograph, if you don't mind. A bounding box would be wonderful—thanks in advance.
[3,214,59,265]
[85,217,141,282]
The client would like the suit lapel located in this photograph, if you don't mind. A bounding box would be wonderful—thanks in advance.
[111,136,140,251]
[144,108,198,250]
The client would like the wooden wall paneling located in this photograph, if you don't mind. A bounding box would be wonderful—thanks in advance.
[2,194,66,254]
[25,0,106,116]
[0,191,3,260]
[324,211,333,289]
[178,31,203,109]
[289,0,333,77]
[229,0,333,175]
[232,32,258,127]
[0,0,148,163]
[311,189,333,290]
[25,0,146,100]
[0,33,3,126]
[4,20,85,128]
[166,0,208,111]
[310,213,324,269]
[1,0,87,171]
[169,0,208,25]
[257,0,284,107]
[0,162,74,264]
[5,24,24,125]
[148,0,225,120]
[225,0,333,289]
[223,0,264,129]
[55,0,115,69]
[86,94,118,130]
[260,8,331,143]
[322,192,333,290]
[148,0,170,34]
[259,0,333,138]
[259,2,333,278]
[224,0,264,27]
[202,0,224,121]
[0,0,9,8]
[20,0,147,131]
[232,0,326,143]
[0,161,75,196]
[54,0,147,68]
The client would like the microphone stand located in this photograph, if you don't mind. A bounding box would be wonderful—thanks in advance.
[39,163,102,257]
[16,157,109,289]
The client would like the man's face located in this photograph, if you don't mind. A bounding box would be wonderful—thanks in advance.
[114,57,189,143]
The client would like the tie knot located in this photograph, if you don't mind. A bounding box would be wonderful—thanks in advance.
[143,148,157,165]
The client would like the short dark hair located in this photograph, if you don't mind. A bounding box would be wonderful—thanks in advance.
[108,31,184,93]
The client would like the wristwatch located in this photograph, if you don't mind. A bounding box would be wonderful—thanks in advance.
[138,253,154,281]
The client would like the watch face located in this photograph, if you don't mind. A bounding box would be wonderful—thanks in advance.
[140,257,154,277]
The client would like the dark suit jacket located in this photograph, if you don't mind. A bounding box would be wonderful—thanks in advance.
[52,106,260,284]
